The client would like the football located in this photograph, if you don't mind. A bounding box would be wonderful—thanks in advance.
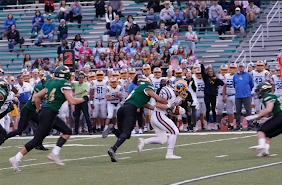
[173,106,181,115]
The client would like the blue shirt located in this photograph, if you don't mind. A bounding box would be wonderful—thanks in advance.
[231,13,246,27]
[110,20,123,32]
[4,18,17,29]
[41,23,55,35]
[126,82,137,93]
[233,71,254,98]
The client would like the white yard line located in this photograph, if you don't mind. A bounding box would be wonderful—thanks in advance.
[0,135,255,171]
[119,157,131,160]
[170,161,282,185]
[215,155,228,158]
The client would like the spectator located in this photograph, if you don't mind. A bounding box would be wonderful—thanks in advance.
[159,2,174,29]
[146,30,158,47]
[124,17,142,43]
[31,58,43,70]
[200,58,224,130]
[185,25,198,53]
[173,7,184,26]
[158,31,168,48]
[129,40,139,55]
[79,40,93,61]
[86,55,96,69]
[172,35,180,47]
[77,55,87,70]
[42,57,56,73]
[230,7,245,35]
[55,53,64,67]
[161,49,171,67]
[218,10,231,40]
[69,0,83,28]
[208,1,222,28]
[29,68,41,87]
[131,54,143,67]
[246,0,260,24]
[165,31,173,43]
[158,22,167,36]
[105,5,116,30]
[107,0,124,16]
[145,1,160,12]
[57,0,70,22]
[94,0,105,18]
[105,41,115,57]
[183,3,197,27]
[233,62,254,131]
[127,74,142,93]
[56,19,68,42]
[44,0,54,16]
[71,34,84,60]
[186,49,199,65]
[121,15,133,37]
[198,2,209,32]
[228,1,243,15]
[4,13,16,37]
[15,74,33,111]
[145,8,158,31]
[93,40,105,62]
[104,15,122,39]
[57,39,69,55]
[151,52,162,68]
[30,10,44,35]
[96,53,107,68]
[23,54,32,70]
[35,18,55,46]
[7,24,19,53]
[72,72,93,135]
[178,45,187,59]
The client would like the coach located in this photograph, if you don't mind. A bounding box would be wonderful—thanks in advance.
[233,62,254,131]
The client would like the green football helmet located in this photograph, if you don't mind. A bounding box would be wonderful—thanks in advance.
[54,65,71,80]
[137,78,152,86]
[41,74,53,87]
[255,82,272,99]
[0,78,9,95]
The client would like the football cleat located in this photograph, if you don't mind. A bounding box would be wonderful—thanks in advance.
[165,154,182,159]
[102,123,114,138]
[249,145,267,151]
[108,148,117,162]
[47,152,65,166]
[9,156,21,172]
[137,138,145,154]
[257,149,269,157]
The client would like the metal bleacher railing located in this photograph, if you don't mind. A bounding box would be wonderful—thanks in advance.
[266,1,280,38]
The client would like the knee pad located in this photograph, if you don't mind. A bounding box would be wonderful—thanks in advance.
[159,135,168,145]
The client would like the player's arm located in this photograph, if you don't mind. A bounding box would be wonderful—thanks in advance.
[73,89,86,96]
[222,83,227,102]
[33,88,47,111]
[106,94,115,101]
[143,102,155,110]
[90,84,94,109]
[63,89,87,105]
[145,89,168,104]
[246,100,274,120]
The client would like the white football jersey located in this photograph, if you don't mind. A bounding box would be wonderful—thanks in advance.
[106,85,122,104]
[91,80,107,99]
[165,76,176,84]
[194,77,205,98]
[224,73,235,95]
[151,77,163,91]
[272,75,282,96]
[156,86,182,113]
[218,74,225,94]
[251,70,271,89]
[29,77,41,87]
[142,74,154,80]
[119,79,129,99]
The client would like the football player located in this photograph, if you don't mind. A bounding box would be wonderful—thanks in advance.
[22,71,31,83]
[151,67,163,91]
[104,77,123,130]
[137,80,187,159]
[271,65,282,99]
[222,63,237,130]
[128,68,136,83]
[246,82,282,157]
[216,64,228,130]
[192,63,201,79]
[90,70,107,132]
[194,68,206,130]
[119,69,130,104]
[174,67,183,79]
[9,66,89,172]
[102,78,168,162]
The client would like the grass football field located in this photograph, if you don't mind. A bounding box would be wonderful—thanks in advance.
[0,132,282,185]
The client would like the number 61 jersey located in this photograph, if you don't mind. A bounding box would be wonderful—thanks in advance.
[91,79,107,99]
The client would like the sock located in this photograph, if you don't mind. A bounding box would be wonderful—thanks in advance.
[166,135,177,156]
[258,138,266,146]
[144,137,162,145]
[57,137,67,147]
[187,116,191,127]
[265,143,270,151]
[52,146,62,155]
[15,152,23,162]
[104,125,108,131]
[112,133,127,152]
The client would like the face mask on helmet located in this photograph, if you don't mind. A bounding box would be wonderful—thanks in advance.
[255,82,272,99]
[174,68,183,78]
[120,69,128,80]
[275,65,280,76]
[88,72,95,81]
[142,64,151,76]
[109,77,118,88]
[174,80,188,99]
[112,71,120,79]
[128,68,136,79]
[71,72,75,81]
[256,61,265,72]
[23,73,30,82]
[54,66,71,80]
[153,68,162,79]
[220,64,229,76]
[193,64,200,74]
[229,67,237,74]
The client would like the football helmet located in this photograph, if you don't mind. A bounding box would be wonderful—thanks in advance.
[128,68,136,79]
[195,68,202,79]
[256,60,265,72]
[109,77,118,88]
[229,63,238,74]
[54,65,71,80]
[174,79,188,99]
[0,78,9,95]
[220,64,229,75]
[71,72,76,81]
[142,64,151,76]
[11,76,15,85]
[96,70,105,81]
[120,68,128,80]
[41,75,52,87]
[193,64,201,74]
[112,71,120,79]
[153,67,162,79]
[174,67,183,78]
[255,82,272,99]
[137,78,152,86]
[39,70,45,79]
[88,71,96,81]
[22,71,31,82]
[275,65,280,76]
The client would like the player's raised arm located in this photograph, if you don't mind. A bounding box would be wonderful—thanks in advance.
[145,89,168,104]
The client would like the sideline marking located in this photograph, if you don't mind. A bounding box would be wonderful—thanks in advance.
[270,154,277,157]
[119,157,131,160]
[23,159,37,162]
[169,161,282,185]
[0,135,255,171]
[215,155,228,158]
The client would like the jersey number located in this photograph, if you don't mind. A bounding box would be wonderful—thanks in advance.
[255,77,262,84]
[47,88,56,102]
[97,87,103,94]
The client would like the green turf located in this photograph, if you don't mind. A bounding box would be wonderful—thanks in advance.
[0,133,281,185]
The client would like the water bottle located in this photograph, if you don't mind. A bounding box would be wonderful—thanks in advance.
[212,25,215,32]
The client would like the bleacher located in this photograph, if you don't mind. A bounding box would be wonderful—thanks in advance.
[0,1,270,74]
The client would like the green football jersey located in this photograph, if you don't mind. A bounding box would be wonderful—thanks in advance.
[44,79,72,113]
[25,84,44,111]
[125,83,155,108]
[262,93,282,115]
[0,87,8,107]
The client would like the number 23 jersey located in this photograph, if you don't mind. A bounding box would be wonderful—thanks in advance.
[44,79,72,113]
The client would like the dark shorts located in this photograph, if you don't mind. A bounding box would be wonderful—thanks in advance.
[258,112,282,138]
[117,103,137,139]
